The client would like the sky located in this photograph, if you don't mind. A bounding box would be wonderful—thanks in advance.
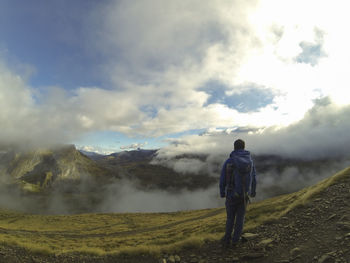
[0,0,349,155]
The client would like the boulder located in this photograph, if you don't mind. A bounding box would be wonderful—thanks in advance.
[242,233,258,240]
[258,238,274,247]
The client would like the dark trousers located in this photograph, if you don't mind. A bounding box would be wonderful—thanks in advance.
[224,196,246,243]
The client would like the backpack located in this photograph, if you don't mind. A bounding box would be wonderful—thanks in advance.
[225,157,252,203]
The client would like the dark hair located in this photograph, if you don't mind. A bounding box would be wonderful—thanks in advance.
[234,139,245,150]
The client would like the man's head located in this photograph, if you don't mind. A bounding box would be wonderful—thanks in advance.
[234,139,245,150]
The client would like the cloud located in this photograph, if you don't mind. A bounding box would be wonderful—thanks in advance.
[83,0,349,136]
[77,145,116,155]
[120,142,148,150]
[99,179,222,213]
[154,98,350,173]
[0,62,145,148]
[256,159,350,200]
[92,1,251,82]
[1,0,350,151]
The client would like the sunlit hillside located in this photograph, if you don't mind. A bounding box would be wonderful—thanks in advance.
[0,166,349,258]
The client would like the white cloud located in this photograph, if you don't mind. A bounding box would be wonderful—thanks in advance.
[155,98,350,161]
[77,145,116,155]
[120,142,148,150]
[100,179,222,213]
[86,0,350,136]
[1,0,350,150]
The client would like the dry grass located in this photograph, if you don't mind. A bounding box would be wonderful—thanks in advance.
[0,166,349,257]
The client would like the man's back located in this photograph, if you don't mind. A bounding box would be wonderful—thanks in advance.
[220,149,256,199]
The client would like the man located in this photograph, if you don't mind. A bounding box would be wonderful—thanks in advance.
[219,139,257,247]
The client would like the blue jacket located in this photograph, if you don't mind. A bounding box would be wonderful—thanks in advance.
[220,149,257,199]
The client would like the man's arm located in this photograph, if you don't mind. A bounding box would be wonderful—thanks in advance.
[219,160,228,198]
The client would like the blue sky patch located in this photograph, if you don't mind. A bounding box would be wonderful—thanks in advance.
[0,0,104,89]
[201,81,275,113]
[295,29,326,66]
[296,41,325,66]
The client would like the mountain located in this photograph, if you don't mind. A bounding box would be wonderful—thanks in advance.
[92,149,216,191]
[78,150,105,160]
[108,149,157,163]
[0,145,116,193]
[0,146,217,214]
[0,166,348,262]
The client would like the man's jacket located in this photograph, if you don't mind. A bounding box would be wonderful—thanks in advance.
[220,149,257,199]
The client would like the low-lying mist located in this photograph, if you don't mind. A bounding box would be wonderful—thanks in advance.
[0,176,222,214]
[1,156,349,214]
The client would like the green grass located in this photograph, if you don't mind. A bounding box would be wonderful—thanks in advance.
[0,166,349,257]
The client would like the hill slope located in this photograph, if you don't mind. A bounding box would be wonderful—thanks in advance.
[0,145,120,214]
[0,166,349,262]
[0,145,115,192]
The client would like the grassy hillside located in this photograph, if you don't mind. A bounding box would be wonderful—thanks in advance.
[0,166,349,257]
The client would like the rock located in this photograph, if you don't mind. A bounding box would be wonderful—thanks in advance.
[318,254,334,263]
[242,232,258,240]
[327,214,337,221]
[159,259,167,263]
[340,215,348,221]
[174,255,181,262]
[232,256,239,262]
[290,247,302,257]
[242,253,265,259]
[258,238,274,247]
[190,258,198,263]
[168,255,176,263]
[327,251,337,257]
[336,222,350,231]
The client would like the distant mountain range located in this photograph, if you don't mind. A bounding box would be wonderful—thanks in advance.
[0,145,219,194]
[87,149,216,191]
[1,145,349,214]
